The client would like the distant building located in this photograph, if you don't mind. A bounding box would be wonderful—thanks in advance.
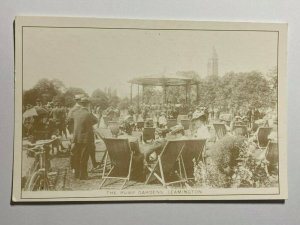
[207,47,218,77]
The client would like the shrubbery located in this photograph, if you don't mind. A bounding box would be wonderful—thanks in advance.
[194,135,278,188]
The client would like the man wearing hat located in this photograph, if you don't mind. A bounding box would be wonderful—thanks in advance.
[72,96,98,179]
[67,94,85,134]
[67,94,84,171]
[143,124,185,162]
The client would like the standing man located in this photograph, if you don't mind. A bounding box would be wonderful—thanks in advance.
[67,94,84,171]
[73,97,98,180]
[67,94,84,134]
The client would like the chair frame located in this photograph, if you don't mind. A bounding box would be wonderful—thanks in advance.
[145,140,188,188]
[213,123,227,141]
[99,138,133,190]
[265,141,279,175]
[232,125,249,138]
[256,127,273,149]
[167,119,178,129]
[142,127,156,143]
[181,139,206,180]
[136,121,145,131]
[180,119,190,130]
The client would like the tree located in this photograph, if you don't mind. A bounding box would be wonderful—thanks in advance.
[63,87,87,107]
[23,78,63,106]
[90,89,109,109]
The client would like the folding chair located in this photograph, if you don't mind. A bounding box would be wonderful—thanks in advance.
[180,119,190,130]
[182,139,206,180]
[93,128,112,171]
[107,121,120,137]
[167,119,178,129]
[265,141,279,175]
[233,125,249,138]
[99,138,133,189]
[257,127,272,149]
[177,115,189,123]
[213,123,227,141]
[136,121,145,131]
[143,127,156,143]
[102,116,109,128]
[145,140,187,188]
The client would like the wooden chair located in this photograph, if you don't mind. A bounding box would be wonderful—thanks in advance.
[143,127,156,143]
[99,138,133,189]
[213,123,227,140]
[180,119,190,130]
[167,119,178,129]
[265,141,279,175]
[257,127,272,149]
[232,125,248,138]
[145,140,188,188]
[182,139,206,180]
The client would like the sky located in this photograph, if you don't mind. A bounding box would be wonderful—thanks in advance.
[22,26,278,97]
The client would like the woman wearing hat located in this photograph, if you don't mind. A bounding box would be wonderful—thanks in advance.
[158,111,167,128]
[191,111,210,140]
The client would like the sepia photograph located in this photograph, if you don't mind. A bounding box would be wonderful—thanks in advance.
[12,16,287,202]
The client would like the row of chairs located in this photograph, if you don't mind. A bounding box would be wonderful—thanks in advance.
[97,136,206,189]
[213,123,273,149]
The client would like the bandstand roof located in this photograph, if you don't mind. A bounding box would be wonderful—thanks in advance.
[128,74,199,86]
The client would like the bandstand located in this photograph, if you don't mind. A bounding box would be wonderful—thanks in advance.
[128,74,200,109]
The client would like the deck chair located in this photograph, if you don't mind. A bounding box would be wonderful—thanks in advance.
[167,119,178,129]
[99,138,133,189]
[213,123,227,140]
[233,125,248,138]
[257,127,272,149]
[177,115,189,123]
[107,121,120,137]
[265,141,279,175]
[102,116,109,127]
[145,140,187,188]
[180,119,190,130]
[93,129,112,171]
[182,139,206,180]
[143,127,156,143]
[136,121,145,130]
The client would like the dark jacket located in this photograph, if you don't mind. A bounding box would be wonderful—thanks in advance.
[73,107,98,144]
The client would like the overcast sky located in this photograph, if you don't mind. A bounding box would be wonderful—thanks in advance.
[23,27,278,97]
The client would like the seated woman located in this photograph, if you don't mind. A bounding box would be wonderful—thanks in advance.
[191,111,211,140]
[158,112,167,128]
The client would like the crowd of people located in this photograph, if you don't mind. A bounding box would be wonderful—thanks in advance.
[22,93,278,182]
